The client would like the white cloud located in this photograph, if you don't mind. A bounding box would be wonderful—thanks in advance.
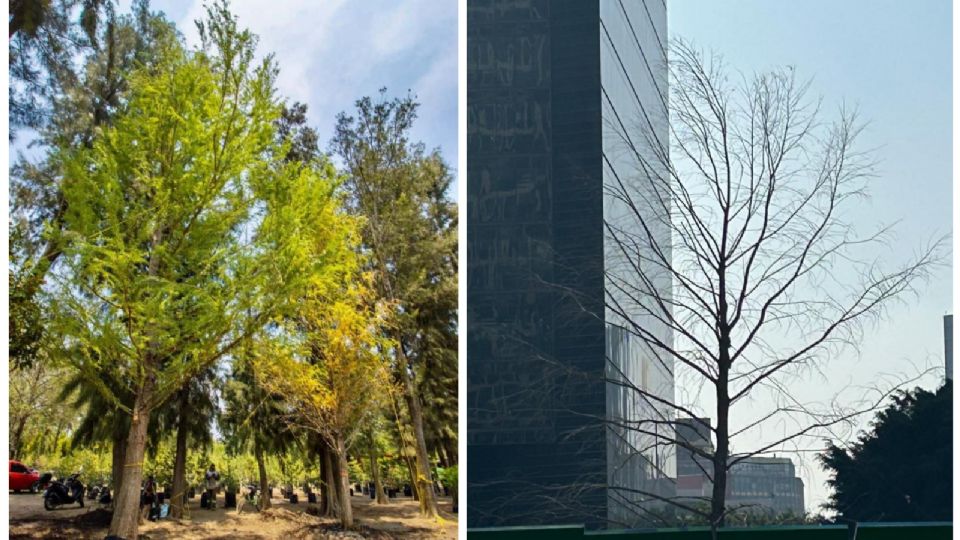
[178,0,349,103]
[171,0,457,162]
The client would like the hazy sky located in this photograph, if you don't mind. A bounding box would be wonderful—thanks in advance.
[670,0,952,513]
[121,0,458,180]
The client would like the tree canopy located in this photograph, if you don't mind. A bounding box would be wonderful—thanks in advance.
[819,382,952,522]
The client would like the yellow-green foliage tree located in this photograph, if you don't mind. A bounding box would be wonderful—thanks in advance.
[45,4,354,538]
[30,445,112,486]
[332,91,457,518]
[258,280,392,528]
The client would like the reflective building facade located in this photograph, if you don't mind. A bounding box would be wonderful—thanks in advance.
[467,0,672,528]
[945,314,953,381]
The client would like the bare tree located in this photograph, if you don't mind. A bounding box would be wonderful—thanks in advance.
[599,39,945,532]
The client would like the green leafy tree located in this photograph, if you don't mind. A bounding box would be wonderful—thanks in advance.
[9,361,66,460]
[154,367,217,517]
[45,4,353,537]
[819,383,952,522]
[10,0,176,370]
[9,226,47,369]
[355,415,391,504]
[143,437,176,487]
[59,367,133,490]
[438,464,458,512]
[276,101,320,163]
[59,354,213,510]
[9,0,113,131]
[34,445,112,485]
[221,344,298,510]
[331,90,458,518]
[416,293,458,469]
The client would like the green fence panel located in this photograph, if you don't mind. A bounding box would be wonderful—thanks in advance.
[468,524,585,540]
[857,522,952,540]
[585,525,849,540]
[468,522,953,539]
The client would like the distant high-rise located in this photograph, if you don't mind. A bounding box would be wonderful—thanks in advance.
[675,417,714,477]
[944,314,953,381]
[467,0,672,529]
[674,417,806,516]
[727,457,805,516]
[675,417,715,502]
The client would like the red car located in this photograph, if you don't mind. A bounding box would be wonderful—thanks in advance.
[9,460,40,493]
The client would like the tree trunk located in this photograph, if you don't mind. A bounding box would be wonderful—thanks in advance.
[51,419,63,455]
[710,329,732,533]
[711,388,730,534]
[451,482,458,513]
[406,459,420,501]
[255,441,271,510]
[443,434,457,466]
[319,445,329,514]
[399,358,438,517]
[445,433,459,512]
[11,414,29,460]
[170,391,189,518]
[334,434,353,528]
[37,425,51,456]
[370,447,387,504]
[111,434,127,494]
[435,440,449,468]
[108,390,152,540]
[323,444,339,517]
[111,216,165,540]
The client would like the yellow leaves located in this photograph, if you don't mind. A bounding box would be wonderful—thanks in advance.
[249,261,393,442]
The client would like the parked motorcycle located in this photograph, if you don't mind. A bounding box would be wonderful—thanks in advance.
[97,485,112,505]
[87,483,103,500]
[43,472,85,510]
[31,472,53,494]
[245,483,259,501]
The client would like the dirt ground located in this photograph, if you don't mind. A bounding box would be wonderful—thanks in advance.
[9,489,458,539]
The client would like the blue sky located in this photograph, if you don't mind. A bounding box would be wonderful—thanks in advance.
[670,0,952,513]
[131,0,458,185]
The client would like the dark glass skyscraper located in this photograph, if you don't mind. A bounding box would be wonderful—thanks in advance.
[467,0,672,528]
